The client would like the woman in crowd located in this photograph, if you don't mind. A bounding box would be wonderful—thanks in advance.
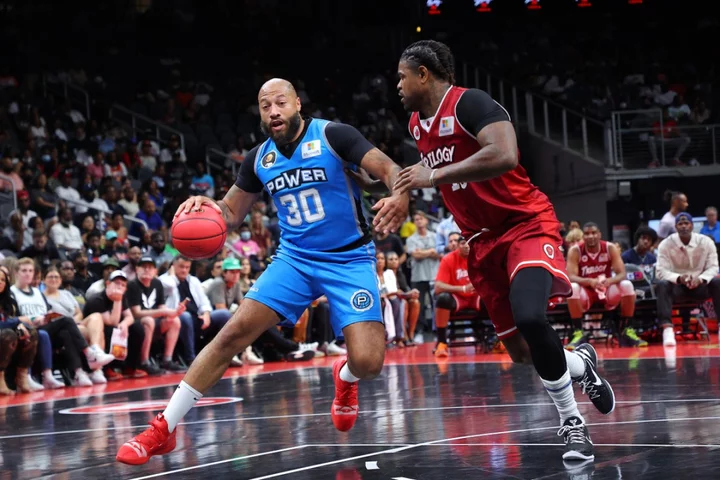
[376,251,405,347]
[385,251,420,345]
[0,268,41,394]
[237,257,255,295]
[42,266,111,384]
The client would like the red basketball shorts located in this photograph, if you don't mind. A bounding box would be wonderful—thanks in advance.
[467,219,572,340]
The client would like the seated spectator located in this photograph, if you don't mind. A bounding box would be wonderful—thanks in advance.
[43,266,110,384]
[250,211,272,258]
[189,162,214,198]
[87,258,122,297]
[233,223,264,271]
[133,198,165,238]
[51,207,84,258]
[10,190,38,227]
[85,230,105,274]
[146,180,164,211]
[146,232,175,271]
[435,213,460,254]
[564,228,584,251]
[122,246,142,281]
[79,215,96,244]
[118,186,139,217]
[0,267,40,394]
[108,212,129,248]
[12,258,114,387]
[103,231,129,263]
[159,134,186,164]
[139,140,157,171]
[376,251,404,346]
[385,251,420,344]
[621,226,658,282]
[54,171,81,208]
[648,109,691,167]
[433,235,479,358]
[374,230,406,264]
[83,270,149,379]
[104,151,128,183]
[71,250,98,292]
[237,257,255,295]
[0,155,24,193]
[700,206,720,244]
[656,213,720,347]
[127,257,185,372]
[160,256,232,364]
[21,229,60,270]
[3,211,33,253]
[201,258,223,291]
[566,223,639,348]
[30,173,57,220]
[59,260,86,306]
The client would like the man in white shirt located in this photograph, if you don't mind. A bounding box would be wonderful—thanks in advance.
[55,172,81,208]
[656,213,720,346]
[51,207,84,257]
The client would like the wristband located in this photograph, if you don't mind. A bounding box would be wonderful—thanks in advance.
[429,169,438,188]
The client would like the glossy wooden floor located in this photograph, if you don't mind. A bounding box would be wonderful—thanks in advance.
[2,340,720,479]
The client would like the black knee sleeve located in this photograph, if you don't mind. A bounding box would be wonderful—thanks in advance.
[509,268,566,381]
[435,292,456,311]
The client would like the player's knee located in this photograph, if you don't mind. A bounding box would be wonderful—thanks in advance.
[618,280,635,296]
[569,282,583,299]
[435,292,455,311]
[349,351,384,380]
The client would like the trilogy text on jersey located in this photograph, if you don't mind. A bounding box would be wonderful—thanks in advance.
[421,145,455,169]
[265,167,329,194]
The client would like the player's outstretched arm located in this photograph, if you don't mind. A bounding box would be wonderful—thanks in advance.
[174,186,260,230]
[344,167,388,194]
[358,148,410,234]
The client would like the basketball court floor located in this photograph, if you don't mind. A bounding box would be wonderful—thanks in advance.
[2,341,720,479]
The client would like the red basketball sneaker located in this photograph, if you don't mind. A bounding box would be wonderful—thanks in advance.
[116,413,177,465]
[331,358,359,432]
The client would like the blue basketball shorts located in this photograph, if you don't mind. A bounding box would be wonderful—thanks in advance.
[244,241,383,337]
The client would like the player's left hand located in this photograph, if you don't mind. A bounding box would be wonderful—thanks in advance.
[372,193,409,234]
[394,163,434,195]
[688,276,703,289]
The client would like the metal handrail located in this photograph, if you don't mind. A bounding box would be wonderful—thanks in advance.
[60,197,149,237]
[0,173,18,212]
[206,147,239,177]
[41,75,91,121]
[109,104,185,151]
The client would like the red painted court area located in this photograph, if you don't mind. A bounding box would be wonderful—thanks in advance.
[1,340,719,479]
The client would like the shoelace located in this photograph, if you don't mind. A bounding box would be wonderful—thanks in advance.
[557,424,587,444]
[625,328,641,341]
[570,331,584,343]
[577,375,600,399]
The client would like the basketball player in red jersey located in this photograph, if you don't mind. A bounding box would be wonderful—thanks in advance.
[392,40,615,462]
[565,222,639,348]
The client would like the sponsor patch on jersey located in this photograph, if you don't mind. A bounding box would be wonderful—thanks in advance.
[301,140,322,159]
[598,253,609,263]
[439,116,455,136]
[59,397,243,415]
[413,125,421,140]
[543,243,555,260]
[261,151,277,169]
[350,289,374,312]
[581,255,588,263]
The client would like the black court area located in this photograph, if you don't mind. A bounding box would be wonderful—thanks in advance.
[2,357,720,480]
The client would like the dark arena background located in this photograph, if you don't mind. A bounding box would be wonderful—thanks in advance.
[1,0,720,478]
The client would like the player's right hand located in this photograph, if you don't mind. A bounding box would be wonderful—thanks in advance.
[174,196,223,217]
[372,193,409,234]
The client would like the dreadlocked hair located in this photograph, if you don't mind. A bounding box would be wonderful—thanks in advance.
[400,40,456,85]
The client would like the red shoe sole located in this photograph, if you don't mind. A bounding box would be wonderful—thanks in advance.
[116,434,176,465]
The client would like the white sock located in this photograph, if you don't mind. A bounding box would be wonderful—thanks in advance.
[163,381,203,432]
[339,363,360,383]
[43,370,55,381]
[542,370,584,424]
[564,350,586,379]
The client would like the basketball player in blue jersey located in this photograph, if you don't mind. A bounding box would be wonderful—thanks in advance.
[116,78,409,465]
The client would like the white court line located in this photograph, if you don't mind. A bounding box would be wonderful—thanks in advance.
[4,356,719,408]
[3,397,720,440]
[247,416,720,479]
[309,443,720,449]
[128,446,306,480]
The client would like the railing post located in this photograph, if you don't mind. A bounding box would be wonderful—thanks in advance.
[581,117,588,158]
[462,63,468,87]
[526,93,535,134]
[511,87,518,123]
[499,80,505,107]
[543,101,550,139]
[713,126,717,164]
[659,117,666,166]
[561,109,568,148]
[604,121,614,168]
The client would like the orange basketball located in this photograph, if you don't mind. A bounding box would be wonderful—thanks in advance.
[171,208,227,260]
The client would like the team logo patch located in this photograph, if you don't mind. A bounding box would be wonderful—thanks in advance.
[350,289,374,312]
[261,151,277,169]
[59,397,243,415]
[581,255,588,263]
[543,243,555,260]
[413,125,421,140]
[301,140,322,159]
[439,116,455,136]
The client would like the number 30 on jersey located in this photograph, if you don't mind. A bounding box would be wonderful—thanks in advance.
[278,188,326,226]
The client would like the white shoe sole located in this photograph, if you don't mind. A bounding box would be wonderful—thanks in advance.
[562,450,595,461]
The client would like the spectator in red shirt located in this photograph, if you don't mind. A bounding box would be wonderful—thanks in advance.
[648,108,691,167]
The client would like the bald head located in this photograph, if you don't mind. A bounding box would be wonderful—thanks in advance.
[258,78,297,101]
[258,78,304,146]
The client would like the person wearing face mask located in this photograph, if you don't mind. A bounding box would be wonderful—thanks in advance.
[232,223,263,272]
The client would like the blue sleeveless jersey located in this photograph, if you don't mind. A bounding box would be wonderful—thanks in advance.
[253,119,368,252]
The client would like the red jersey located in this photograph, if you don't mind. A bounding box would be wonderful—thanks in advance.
[435,249,473,296]
[577,240,612,279]
[409,86,557,236]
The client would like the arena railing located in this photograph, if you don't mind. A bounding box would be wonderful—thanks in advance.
[0,174,18,220]
[42,75,91,121]
[610,109,719,170]
[205,147,238,177]
[459,63,612,168]
[60,197,149,244]
[109,104,185,151]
